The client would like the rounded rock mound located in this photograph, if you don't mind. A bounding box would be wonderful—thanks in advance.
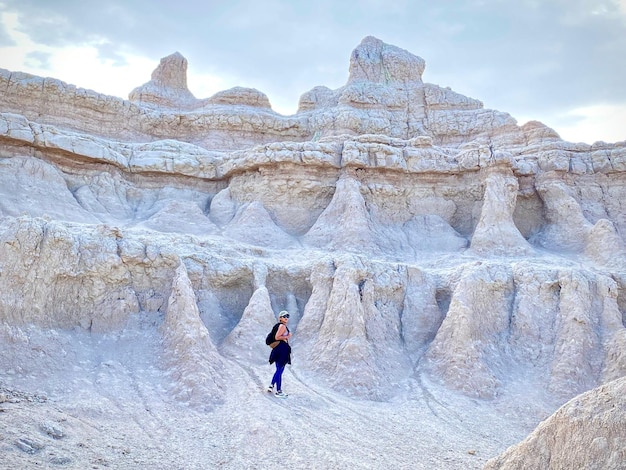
[205,87,272,109]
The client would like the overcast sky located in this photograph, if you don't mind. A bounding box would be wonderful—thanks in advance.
[0,0,625,144]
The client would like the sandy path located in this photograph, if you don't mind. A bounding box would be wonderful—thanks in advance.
[0,325,550,469]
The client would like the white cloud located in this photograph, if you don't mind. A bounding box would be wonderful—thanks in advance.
[518,103,626,144]
[553,104,626,144]
[0,10,228,100]
[0,12,144,97]
[187,71,231,102]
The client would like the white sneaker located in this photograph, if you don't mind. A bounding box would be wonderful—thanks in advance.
[267,385,274,393]
[274,390,288,398]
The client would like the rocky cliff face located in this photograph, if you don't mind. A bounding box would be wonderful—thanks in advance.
[1,35,625,466]
[484,376,626,469]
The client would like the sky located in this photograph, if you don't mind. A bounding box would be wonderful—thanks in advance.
[0,0,625,144]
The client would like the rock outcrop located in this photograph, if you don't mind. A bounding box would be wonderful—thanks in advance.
[0,36,625,414]
[161,262,227,406]
[129,52,199,109]
[484,376,626,469]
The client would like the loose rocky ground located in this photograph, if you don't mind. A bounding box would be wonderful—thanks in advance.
[0,324,556,469]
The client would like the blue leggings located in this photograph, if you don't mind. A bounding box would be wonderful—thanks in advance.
[271,363,286,391]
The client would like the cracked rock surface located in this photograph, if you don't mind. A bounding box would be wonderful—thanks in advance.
[1,36,625,469]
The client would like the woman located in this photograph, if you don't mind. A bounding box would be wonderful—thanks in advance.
[268,311,292,398]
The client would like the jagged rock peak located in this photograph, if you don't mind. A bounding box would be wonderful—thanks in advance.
[348,36,426,84]
[151,52,189,89]
[129,51,198,108]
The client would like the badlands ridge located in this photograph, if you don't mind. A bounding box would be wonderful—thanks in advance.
[0,36,625,468]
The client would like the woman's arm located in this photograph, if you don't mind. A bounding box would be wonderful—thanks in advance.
[275,324,291,341]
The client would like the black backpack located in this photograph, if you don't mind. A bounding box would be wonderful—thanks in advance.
[265,323,281,346]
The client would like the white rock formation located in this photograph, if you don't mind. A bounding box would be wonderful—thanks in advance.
[303,176,381,254]
[205,86,272,109]
[161,262,227,406]
[484,376,626,469]
[296,256,412,399]
[470,161,534,256]
[221,283,277,365]
[224,201,300,249]
[424,262,515,399]
[129,52,199,109]
[0,35,625,468]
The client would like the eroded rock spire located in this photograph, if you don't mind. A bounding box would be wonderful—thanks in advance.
[129,51,198,108]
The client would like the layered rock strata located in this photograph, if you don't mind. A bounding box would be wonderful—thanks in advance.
[0,36,625,410]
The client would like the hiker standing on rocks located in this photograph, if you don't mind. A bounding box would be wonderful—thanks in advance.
[268,311,291,398]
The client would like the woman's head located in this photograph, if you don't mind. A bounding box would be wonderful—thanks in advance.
[279,311,290,322]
